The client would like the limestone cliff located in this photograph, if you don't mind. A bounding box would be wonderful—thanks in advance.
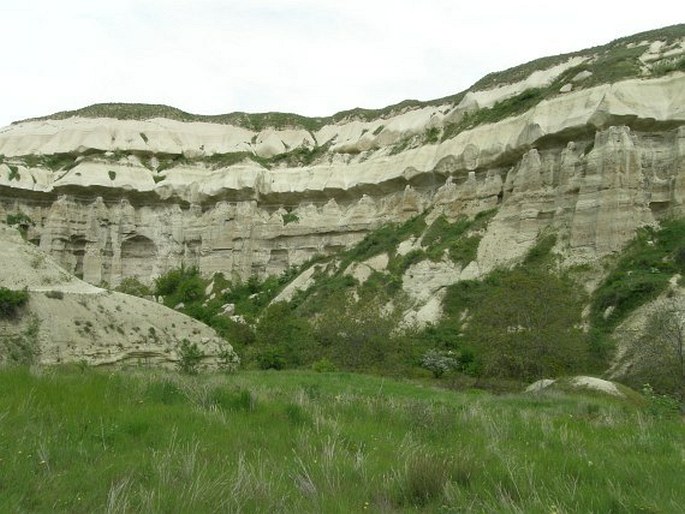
[0,26,683,290]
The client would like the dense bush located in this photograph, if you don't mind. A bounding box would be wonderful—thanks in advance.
[154,265,204,308]
[0,288,29,318]
[115,277,152,298]
[254,302,315,368]
[177,339,203,374]
[420,349,460,378]
[463,268,589,381]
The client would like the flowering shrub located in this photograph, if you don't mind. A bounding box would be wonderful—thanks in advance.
[420,349,460,378]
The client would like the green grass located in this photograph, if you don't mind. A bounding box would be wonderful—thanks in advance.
[338,213,428,270]
[591,218,685,331]
[0,367,682,513]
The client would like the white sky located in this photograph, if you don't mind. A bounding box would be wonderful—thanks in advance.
[2,1,683,128]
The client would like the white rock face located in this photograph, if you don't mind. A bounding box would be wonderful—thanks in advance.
[0,226,238,369]
[569,376,625,397]
[525,379,557,393]
[0,74,683,288]
[525,376,626,398]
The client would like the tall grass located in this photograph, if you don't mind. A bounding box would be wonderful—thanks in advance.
[0,367,683,513]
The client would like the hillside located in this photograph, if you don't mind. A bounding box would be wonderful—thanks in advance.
[0,25,684,391]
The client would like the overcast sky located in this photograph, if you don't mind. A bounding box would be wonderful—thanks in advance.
[2,1,683,128]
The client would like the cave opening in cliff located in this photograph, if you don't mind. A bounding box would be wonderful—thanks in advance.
[121,235,156,283]
[67,235,87,279]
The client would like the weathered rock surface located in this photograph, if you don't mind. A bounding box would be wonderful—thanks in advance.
[0,36,683,296]
[609,284,685,380]
[526,376,628,398]
[1,30,684,370]
[1,79,683,287]
[0,226,238,368]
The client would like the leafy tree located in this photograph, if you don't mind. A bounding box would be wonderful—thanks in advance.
[254,302,315,368]
[630,299,685,399]
[464,269,589,381]
[314,294,405,372]
[154,265,204,307]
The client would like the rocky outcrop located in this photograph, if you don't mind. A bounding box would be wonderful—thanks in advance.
[526,376,630,398]
[0,226,238,369]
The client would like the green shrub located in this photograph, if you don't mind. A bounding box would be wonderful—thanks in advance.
[311,357,336,373]
[252,302,315,369]
[591,218,685,330]
[108,170,116,181]
[641,383,681,417]
[424,127,440,144]
[387,249,426,277]
[466,268,589,380]
[154,265,204,308]
[0,288,29,318]
[340,213,427,269]
[115,277,152,298]
[420,349,460,378]
[177,339,203,374]
[256,348,286,370]
[0,315,40,365]
[44,290,64,300]
[282,212,299,225]
[5,212,35,240]
[523,233,557,265]
[651,55,685,76]
[420,211,495,265]
[7,165,20,181]
[442,88,545,141]
[6,212,33,227]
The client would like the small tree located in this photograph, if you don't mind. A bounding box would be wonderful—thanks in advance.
[177,339,203,375]
[637,300,685,399]
[464,268,589,381]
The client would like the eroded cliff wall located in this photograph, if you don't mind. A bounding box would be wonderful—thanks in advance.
[0,68,683,285]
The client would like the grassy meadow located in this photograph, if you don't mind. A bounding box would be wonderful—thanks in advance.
[0,367,683,513]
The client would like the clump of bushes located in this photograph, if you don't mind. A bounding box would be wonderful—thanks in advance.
[115,277,152,298]
[0,287,29,318]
